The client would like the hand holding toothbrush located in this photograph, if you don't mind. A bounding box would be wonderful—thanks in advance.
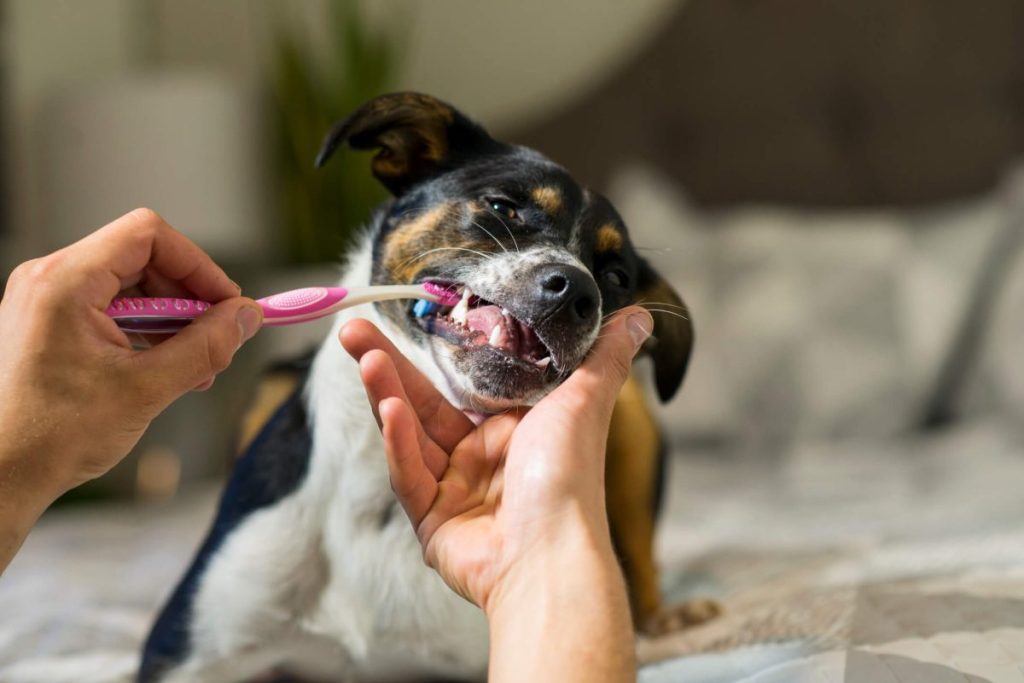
[0,209,262,572]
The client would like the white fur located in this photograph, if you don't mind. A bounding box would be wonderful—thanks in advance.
[168,235,489,682]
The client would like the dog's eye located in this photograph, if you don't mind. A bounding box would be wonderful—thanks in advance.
[604,268,629,289]
[486,198,519,221]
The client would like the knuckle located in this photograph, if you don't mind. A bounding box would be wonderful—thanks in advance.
[7,258,36,286]
[130,218,160,245]
[117,209,163,245]
[129,207,163,227]
[21,256,61,284]
[9,257,66,301]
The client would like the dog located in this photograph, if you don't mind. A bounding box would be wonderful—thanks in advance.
[138,92,707,683]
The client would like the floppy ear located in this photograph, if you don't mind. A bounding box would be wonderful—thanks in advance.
[315,92,502,195]
[634,259,694,402]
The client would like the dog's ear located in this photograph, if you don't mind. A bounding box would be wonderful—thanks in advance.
[315,92,502,195]
[634,259,693,402]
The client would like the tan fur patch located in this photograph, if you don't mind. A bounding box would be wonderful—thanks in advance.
[596,223,624,253]
[606,373,662,622]
[383,203,452,283]
[532,186,563,215]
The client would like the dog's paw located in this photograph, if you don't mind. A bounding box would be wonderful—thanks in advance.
[642,598,722,636]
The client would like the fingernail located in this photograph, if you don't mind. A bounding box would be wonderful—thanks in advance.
[237,306,262,345]
[627,312,653,349]
[229,279,242,295]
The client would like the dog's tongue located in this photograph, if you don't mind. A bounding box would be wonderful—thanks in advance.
[466,305,514,352]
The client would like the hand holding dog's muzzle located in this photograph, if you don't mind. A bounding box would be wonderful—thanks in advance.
[340,307,652,612]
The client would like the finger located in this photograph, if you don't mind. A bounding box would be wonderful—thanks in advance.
[359,350,450,479]
[340,319,473,448]
[137,265,193,299]
[114,269,202,348]
[379,396,440,529]
[69,208,240,308]
[550,306,653,419]
[125,298,262,411]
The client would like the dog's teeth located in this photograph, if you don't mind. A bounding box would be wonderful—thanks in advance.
[535,357,551,369]
[451,288,472,325]
[488,326,502,347]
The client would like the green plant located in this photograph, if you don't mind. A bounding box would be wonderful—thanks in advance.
[269,0,404,264]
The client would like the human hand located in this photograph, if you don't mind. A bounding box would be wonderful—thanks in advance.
[0,209,262,531]
[340,307,652,613]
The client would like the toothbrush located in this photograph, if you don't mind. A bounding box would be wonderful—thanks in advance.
[106,282,461,334]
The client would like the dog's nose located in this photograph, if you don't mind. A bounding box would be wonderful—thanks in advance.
[534,265,599,325]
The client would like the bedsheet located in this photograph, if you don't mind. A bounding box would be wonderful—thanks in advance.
[4,419,1024,682]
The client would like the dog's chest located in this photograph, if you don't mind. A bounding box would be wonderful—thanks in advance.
[300,309,489,677]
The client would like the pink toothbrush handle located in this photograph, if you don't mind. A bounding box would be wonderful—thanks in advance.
[105,297,211,333]
[105,287,349,332]
[256,286,349,326]
[106,284,439,333]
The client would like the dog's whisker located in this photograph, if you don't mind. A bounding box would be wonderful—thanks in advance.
[468,218,508,254]
[641,308,690,321]
[635,299,688,311]
[396,246,494,272]
[492,213,520,254]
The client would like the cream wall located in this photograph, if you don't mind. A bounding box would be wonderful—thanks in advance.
[2,0,139,270]
[1,0,677,271]
[150,0,678,129]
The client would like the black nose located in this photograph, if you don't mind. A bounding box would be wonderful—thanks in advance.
[535,265,599,325]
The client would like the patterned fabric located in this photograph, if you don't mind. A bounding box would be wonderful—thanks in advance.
[635,419,1024,681]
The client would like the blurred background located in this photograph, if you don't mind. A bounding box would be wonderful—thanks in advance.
[6,2,1024,681]
[0,0,1023,503]
[1,0,1024,523]
[0,0,687,500]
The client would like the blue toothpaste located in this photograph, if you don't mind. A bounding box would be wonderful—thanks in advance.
[413,299,438,318]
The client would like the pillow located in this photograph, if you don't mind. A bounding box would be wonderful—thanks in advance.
[967,167,1024,429]
[610,166,1003,449]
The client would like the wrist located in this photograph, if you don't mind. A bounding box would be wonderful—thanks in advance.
[0,400,81,509]
[485,507,621,619]
[484,508,636,683]
[0,443,64,560]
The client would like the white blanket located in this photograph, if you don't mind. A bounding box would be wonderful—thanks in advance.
[5,420,1024,682]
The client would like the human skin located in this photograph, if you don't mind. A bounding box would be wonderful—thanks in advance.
[340,306,654,683]
[0,209,263,573]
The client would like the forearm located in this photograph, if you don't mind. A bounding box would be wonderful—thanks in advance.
[0,443,63,574]
[486,516,636,683]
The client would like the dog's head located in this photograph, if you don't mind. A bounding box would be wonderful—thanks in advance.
[318,93,692,411]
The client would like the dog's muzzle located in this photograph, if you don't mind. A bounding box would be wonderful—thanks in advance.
[413,263,601,375]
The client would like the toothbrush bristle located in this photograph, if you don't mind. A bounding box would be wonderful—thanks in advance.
[422,281,462,306]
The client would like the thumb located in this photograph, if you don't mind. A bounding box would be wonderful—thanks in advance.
[551,305,653,417]
[130,297,263,409]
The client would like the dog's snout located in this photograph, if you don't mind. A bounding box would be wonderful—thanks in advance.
[541,272,570,295]
[534,265,599,326]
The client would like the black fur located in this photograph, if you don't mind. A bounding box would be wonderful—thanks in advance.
[138,377,313,683]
